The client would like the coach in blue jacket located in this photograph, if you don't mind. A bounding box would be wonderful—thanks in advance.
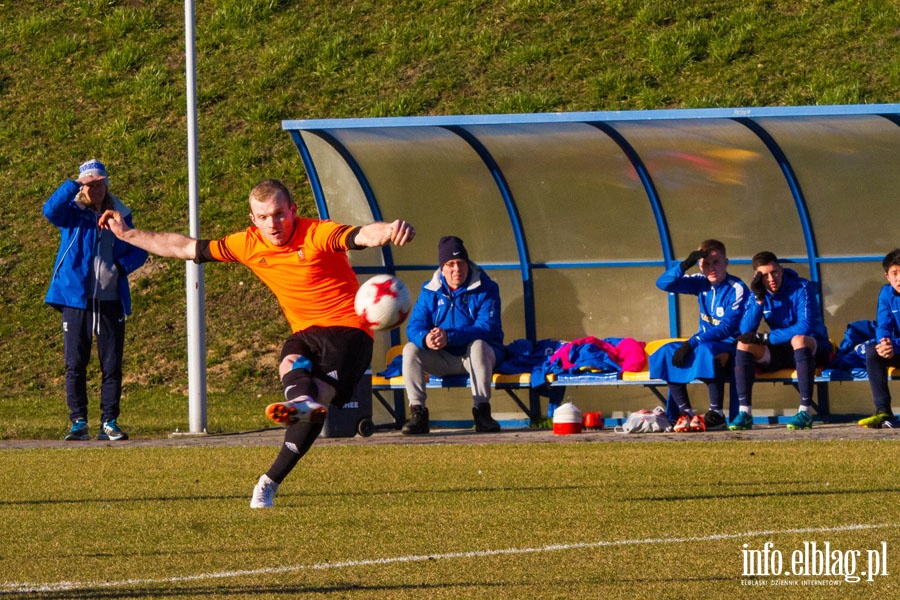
[44,159,148,442]
[401,236,504,435]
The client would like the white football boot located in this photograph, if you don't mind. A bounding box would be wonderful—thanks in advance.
[250,474,279,508]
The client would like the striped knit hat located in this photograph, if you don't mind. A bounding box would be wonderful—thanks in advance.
[78,159,107,179]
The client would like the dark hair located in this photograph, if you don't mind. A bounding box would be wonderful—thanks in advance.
[698,239,726,256]
[250,178,294,206]
[751,251,779,270]
[882,249,900,272]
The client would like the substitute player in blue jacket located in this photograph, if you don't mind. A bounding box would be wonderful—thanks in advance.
[651,239,749,432]
[402,236,504,435]
[859,249,900,428]
[731,251,830,431]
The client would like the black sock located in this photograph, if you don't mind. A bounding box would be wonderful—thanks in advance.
[734,349,755,406]
[706,358,729,412]
[266,421,324,483]
[668,383,692,414]
[794,347,815,407]
[282,366,316,402]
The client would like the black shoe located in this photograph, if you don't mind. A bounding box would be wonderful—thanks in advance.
[473,403,501,433]
[401,405,430,435]
[703,410,727,431]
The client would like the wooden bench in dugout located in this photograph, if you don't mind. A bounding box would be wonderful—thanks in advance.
[370,339,894,428]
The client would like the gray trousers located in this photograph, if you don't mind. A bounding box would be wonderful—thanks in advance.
[402,339,496,407]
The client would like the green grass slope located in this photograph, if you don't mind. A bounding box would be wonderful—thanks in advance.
[2,0,900,403]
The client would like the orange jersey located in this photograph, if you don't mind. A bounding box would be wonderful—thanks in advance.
[202,219,368,335]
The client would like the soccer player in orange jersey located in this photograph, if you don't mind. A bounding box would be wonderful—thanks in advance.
[101,179,415,507]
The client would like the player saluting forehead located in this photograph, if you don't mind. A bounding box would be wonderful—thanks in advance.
[100,178,415,508]
[650,239,749,432]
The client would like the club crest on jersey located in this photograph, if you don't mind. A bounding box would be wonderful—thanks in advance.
[716,307,725,318]
[297,249,305,261]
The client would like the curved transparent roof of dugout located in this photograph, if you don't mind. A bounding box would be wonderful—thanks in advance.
[283,105,900,345]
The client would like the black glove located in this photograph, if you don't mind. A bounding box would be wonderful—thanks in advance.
[750,271,766,301]
[737,331,768,345]
[680,249,708,272]
[672,340,693,368]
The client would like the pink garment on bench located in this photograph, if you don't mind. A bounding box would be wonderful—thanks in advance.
[547,336,647,372]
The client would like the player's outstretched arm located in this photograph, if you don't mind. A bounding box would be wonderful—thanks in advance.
[354,219,415,248]
[99,210,198,260]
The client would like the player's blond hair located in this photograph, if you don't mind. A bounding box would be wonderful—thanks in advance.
[249,179,295,207]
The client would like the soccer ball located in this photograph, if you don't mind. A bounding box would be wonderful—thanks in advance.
[355,274,412,331]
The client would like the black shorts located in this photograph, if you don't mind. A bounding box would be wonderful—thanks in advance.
[762,341,831,372]
[281,326,373,407]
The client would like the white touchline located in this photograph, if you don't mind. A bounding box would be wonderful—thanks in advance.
[2,523,895,594]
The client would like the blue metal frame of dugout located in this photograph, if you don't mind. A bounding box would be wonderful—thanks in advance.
[285,104,900,345]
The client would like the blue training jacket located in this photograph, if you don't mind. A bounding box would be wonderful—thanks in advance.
[874,283,900,347]
[406,263,505,360]
[740,268,829,348]
[656,263,749,348]
[43,180,148,315]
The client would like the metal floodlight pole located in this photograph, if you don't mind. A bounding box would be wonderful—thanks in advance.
[184,0,207,434]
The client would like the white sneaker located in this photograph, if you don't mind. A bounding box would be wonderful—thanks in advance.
[265,399,327,425]
[250,474,279,508]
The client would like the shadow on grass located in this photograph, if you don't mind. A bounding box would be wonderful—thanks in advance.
[630,486,900,502]
[0,483,594,507]
[1,575,736,598]
[2,582,501,599]
[6,479,899,508]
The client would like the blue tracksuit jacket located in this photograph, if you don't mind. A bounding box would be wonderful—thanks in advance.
[740,268,829,349]
[43,180,148,315]
[874,283,900,346]
[656,263,749,348]
[406,263,504,360]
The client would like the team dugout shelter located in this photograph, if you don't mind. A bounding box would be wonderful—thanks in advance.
[282,105,900,425]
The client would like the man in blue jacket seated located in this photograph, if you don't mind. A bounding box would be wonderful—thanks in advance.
[402,236,504,435]
[731,251,830,431]
[859,249,900,429]
[651,239,749,433]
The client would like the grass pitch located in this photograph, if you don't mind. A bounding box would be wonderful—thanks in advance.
[1,439,899,598]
